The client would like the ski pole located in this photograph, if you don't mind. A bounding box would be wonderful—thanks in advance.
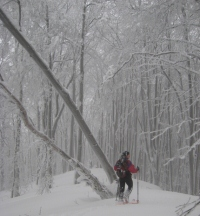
[116,179,120,201]
[137,171,139,203]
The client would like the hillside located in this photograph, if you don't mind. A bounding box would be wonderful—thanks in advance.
[0,169,199,216]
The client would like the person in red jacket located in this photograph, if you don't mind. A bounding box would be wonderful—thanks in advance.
[114,151,139,203]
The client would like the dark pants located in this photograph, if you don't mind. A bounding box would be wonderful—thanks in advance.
[119,174,133,193]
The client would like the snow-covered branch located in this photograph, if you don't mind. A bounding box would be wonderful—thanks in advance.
[163,137,200,166]
[139,121,200,166]
[176,197,200,216]
[102,49,200,84]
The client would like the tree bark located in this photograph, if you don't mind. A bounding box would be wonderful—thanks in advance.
[75,0,87,184]
[181,1,195,195]
[11,1,22,197]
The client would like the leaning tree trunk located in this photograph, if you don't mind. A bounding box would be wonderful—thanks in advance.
[0,81,114,199]
[0,8,117,184]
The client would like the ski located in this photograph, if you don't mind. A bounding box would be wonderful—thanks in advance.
[116,199,139,205]
[129,199,139,204]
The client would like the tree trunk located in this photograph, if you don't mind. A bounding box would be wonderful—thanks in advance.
[181,1,194,195]
[36,105,41,185]
[68,62,76,172]
[11,1,22,197]
[11,83,23,198]
[11,115,21,198]
[75,0,86,183]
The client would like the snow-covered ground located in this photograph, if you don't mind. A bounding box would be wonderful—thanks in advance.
[0,168,199,216]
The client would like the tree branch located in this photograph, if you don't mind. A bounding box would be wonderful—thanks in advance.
[176,197,200,216]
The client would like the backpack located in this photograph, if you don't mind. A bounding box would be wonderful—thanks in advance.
[115,155,128,178]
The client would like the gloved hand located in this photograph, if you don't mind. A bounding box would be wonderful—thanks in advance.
[137,166,140,171]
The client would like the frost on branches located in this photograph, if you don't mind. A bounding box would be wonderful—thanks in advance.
[176,194,200,216]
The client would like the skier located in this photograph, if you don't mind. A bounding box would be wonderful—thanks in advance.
[114,151,139,203]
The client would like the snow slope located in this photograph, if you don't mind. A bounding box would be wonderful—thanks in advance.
[0,168,199,216]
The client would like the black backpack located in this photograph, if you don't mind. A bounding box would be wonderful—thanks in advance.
[115,155,128,178]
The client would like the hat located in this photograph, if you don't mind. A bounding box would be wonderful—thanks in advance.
[122,151,130,156]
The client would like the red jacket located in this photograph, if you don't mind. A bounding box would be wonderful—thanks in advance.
[114,159,138,174]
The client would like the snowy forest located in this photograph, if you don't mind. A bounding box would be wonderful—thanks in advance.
[0,0,200,200]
